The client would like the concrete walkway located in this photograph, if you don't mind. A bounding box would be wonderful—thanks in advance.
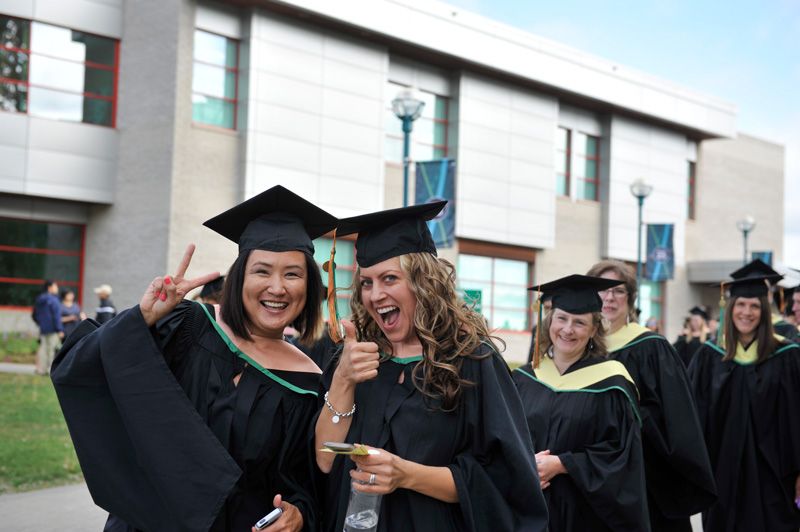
[0,362,35,374]
[0,483,107,531]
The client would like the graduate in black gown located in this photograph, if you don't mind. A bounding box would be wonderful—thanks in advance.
[586,260,716,532]
[512,274,649,531]
[688,273,800,532]
[672,305,710,368]
[730,259,799,343]
[52,186,336,532]
[315,203,548,532]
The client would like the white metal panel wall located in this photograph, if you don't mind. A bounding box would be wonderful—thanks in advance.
[1,0,123,38]
[605,116,688,264]
[273,0,736,138]
[244,11,387,216]
[456,73,557,249]
[0,114,116,203]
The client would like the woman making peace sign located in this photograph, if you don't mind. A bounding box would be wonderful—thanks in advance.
[52,186,335,532]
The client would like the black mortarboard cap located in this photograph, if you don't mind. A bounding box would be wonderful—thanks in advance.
[200,276,225,299]
[725,275,772,298]
[203,185,337,255]
[529,274,623,314]
[337,202,446,268]
[730,259,782,283]
[689,305,710,321]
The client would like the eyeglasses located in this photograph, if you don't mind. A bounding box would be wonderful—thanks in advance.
[599,287,628,298]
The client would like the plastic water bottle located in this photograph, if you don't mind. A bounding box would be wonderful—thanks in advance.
[343,482,381,532]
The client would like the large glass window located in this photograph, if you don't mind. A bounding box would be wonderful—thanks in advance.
[313,238,356,320]
[639,279,664,329]
[555,126,571,196]
[576,133,600,201]
[192,29,238,129]
[457,254,531,331]
[687,161,696,220]
[0,15,118,126]
[0,218,84,308]
[385,81,449,164]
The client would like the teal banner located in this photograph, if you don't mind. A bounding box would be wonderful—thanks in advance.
[415,159,455,248]
[751,251,773,266]
[646,224,674,281]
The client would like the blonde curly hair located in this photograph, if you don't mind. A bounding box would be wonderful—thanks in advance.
[350,252,502,411]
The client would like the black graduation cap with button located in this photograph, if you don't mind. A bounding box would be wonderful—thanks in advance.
[203,185,338,255]
[689,305,710,321]
[729,258,783,283]
[336,201,447,268]
[531,274,624,314]
[527,274,623,367]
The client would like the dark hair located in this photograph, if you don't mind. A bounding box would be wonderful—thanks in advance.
[220,250,323,346]
[538,309,607,359]
[722,295,776,363]
[586,260,638,322]
[42,280,56,292]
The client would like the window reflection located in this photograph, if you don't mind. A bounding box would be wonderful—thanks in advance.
[192,29,238,129]
[0,15,117,126]
[457,254,530,331]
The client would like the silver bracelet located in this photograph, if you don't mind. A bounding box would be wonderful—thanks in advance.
[324,391,356,424]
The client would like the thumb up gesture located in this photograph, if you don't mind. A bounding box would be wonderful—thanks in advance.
[333,319,380,387]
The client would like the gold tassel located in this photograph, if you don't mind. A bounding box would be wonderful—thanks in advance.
[324,229,343,343]
[533,291,543,369]
[779,286,786,315]
[717,282,726,349]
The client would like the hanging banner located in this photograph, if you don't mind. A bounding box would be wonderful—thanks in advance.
[751,251,773,266]
[415,158,455,249]
[646,224,674,281]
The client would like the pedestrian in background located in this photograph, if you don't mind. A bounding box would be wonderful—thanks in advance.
[32,280,63,375]
[93,284,116,324]
[60,289,86,339]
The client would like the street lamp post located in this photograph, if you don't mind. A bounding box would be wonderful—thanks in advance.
[736,215,756,265]
[391,88,425,207]
[630,179,653,310]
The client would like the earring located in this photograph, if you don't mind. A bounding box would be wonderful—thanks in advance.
[588,338,595,351]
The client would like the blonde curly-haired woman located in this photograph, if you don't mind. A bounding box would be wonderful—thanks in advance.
[314,203,547,532]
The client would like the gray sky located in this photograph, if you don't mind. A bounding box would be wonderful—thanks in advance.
[445,0,800,267]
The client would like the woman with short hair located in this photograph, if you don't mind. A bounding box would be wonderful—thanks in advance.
[513,274,649,531]
[53,186,333,532]
[586,259,716,532]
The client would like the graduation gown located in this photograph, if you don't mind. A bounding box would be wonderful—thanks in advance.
[512,356,649,532]
[321,343,548,532]
[688,338,800,532]
[672,335,704,368]
[607,323,717,532]
[52,301,321,532]
[773,314,799,343]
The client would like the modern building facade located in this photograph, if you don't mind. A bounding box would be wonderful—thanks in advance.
[0,0,785,361]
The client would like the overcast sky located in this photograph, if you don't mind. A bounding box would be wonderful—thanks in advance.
[445,0,800,268]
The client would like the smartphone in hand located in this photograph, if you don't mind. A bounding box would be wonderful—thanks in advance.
[255,507,283,530]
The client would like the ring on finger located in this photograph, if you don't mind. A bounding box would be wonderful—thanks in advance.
[368,473,376,485]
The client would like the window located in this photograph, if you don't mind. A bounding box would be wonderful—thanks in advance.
[639,279,664,329]
[192,29,238,129]
[457,254,531,331]
[0,218,84,308]
[687,161,696,220]
[0,14,118,126]
[576,133,600,201]
[555,126,571,196]
[385,81,449,164]
[313,238,356,320]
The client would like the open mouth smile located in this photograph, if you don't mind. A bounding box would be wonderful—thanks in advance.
[377,305,400,326]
